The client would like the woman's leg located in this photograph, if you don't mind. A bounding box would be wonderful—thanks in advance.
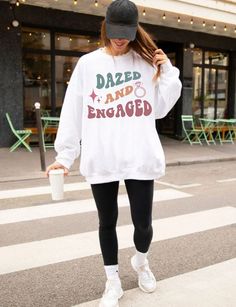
[125,179,156,293]
[91,181,119,266]
[91,181,123,306]
[125,179,154,253]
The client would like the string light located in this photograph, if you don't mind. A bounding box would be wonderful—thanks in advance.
[202,21,206,27]
[94,0,98,6]
[162,13,166,20]
[7,26,10,30]
[224,25,227,31]
[142,9,146,16]
[177,16,181,23]
[213,24,216,30]
[190,18,193,25]
[74,0,77,5]
[16,0,20,6]
[234,28,236,33]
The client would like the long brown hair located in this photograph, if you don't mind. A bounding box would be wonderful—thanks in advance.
[100,20,160,80]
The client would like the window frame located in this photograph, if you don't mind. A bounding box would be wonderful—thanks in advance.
[193,48,229,119]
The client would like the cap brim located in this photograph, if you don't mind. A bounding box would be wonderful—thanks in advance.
[106,23,137,41]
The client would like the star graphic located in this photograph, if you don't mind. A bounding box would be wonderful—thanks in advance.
[89,89,98,102]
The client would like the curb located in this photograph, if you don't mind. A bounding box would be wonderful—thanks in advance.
[166,156,236,167]
[1,157,236,183]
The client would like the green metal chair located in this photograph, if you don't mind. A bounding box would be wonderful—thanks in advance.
[215,119,234,145]
[181,115,202,145]
[5,113,32,152]
[199,118,216,145]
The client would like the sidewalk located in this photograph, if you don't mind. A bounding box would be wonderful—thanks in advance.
[0,136,236,182]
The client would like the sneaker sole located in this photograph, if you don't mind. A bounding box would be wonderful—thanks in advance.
[98,289,124,307]
[131,256,157,293]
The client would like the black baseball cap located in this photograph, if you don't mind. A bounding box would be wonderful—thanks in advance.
[105,0,139,41]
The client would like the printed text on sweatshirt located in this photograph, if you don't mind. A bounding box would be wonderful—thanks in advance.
[55,48,182,184]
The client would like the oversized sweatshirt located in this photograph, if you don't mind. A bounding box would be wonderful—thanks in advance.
[55,48,182,184]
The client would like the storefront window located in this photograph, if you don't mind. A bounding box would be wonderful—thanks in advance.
[205,51,228,66]
[55,56,79,114]
[216,70,228,118]
[192,48,228,119]
[22,27,100,125]
[204,68,228,118]
[192,66,202,118]
[204,68,216,118]
[22,28,50,50]
[55,33,101,52]
[193,48,202,64]
[23,54,51,124]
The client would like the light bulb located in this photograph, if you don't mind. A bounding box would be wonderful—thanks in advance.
[162,13,166,20]
[202,21,206,27]
[190,18,193,25]
[224,25,227,31]
[142,9,146,16]
[177,16,180,23]
[95,0,98,6]
[213,24,216,30]
[12,19,19,27]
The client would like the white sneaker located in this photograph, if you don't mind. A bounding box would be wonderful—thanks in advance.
[99,279,124,307]
[131,255,157,293]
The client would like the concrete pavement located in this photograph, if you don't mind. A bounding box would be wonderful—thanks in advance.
[0,136,236,182]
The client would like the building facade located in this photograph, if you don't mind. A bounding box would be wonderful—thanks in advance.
[0,0,236,147]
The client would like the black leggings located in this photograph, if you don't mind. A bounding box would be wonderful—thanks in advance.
[91,179,154,265]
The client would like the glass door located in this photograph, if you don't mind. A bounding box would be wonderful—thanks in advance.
[204,68,228,119]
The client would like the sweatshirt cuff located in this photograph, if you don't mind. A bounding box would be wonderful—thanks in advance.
[55,157,72,170]
[161,59,172,73]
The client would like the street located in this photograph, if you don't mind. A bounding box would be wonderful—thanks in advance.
[0,161,236,307]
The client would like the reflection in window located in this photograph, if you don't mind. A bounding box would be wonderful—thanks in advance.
[204,68,216,118]
[55,56,78,114]
[55,33,101,52]
[193,48,202,64]
[217,70,228,118]
[22,27,50,50]
[205,51,228,66]
[192,67,202,119]
[23,54,51,124]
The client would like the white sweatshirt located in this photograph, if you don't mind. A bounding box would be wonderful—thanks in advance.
[55,48,182,184]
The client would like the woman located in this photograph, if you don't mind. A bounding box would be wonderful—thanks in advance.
[46,0,182,306]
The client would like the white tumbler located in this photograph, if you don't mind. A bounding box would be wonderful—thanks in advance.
[49,169,64,201]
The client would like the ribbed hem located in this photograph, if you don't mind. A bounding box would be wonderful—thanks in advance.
[85,170,165,184]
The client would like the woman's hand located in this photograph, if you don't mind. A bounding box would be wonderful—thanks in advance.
[153,49,168,67]
[46,161,69,177]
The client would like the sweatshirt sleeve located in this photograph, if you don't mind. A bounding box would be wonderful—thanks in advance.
[154,59,182,119]
[54,58,84,169]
